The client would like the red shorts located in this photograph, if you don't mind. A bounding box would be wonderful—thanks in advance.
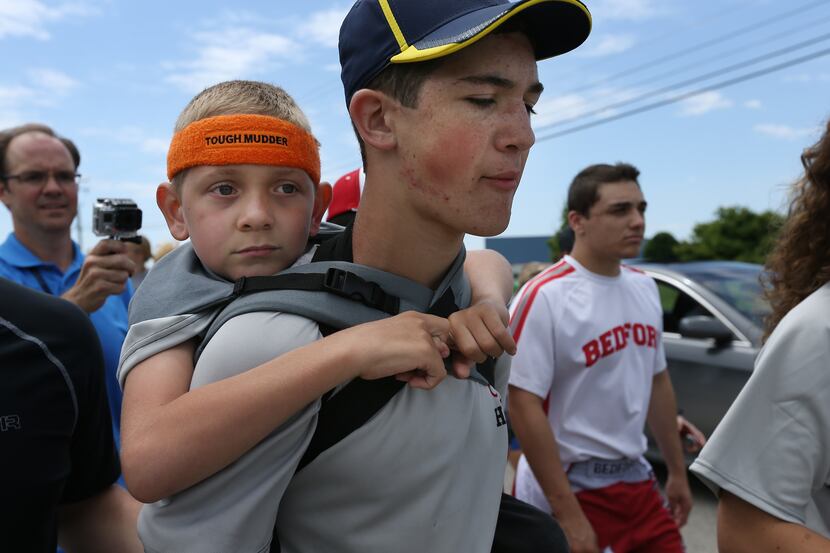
[575,480,684,553]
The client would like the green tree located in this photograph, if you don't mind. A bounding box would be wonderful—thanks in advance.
[546,203,570,260]
[674,206,784,263]
[643,232,679,262]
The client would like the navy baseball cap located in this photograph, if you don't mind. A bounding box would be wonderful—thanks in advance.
[339,0,592,105]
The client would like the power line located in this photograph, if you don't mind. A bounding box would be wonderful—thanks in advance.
[536,31,830,133]
[606,11,830,103]
[561,0,829,96]
[553,1,753,84]
[536,46,830,143]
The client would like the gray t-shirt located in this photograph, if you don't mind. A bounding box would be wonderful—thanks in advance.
[138,311,322,553]
[690,282,830,536]
[137,252,509,552]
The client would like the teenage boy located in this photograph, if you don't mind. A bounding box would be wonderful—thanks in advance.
[269,1,591,552]
[508,163,693,553]
[119,80,518,552]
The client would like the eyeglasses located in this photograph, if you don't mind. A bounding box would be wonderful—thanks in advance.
[2,170,81,188]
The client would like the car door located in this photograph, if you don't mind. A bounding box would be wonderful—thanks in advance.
[651,276,757,441]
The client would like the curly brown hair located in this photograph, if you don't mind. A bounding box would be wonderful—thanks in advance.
[762,117,830,340]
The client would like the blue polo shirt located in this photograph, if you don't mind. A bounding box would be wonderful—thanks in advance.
[0,233,132,446]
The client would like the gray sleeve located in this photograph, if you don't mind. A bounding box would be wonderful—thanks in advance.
[117,313,210,389]
[691,295,830,526]
[138,311,323,553]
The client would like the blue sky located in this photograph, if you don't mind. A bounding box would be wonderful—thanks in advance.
[3,0,830,253]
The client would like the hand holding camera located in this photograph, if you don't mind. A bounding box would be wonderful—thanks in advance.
[61,199,143,313]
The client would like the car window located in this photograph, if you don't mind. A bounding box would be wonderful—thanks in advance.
[655,280,715,334]
[681,266,770,328]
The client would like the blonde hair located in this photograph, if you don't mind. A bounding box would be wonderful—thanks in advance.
[174,80,312,134]
[171,80,316,186]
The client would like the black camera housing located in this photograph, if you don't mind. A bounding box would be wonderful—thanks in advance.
[92,198,142,241]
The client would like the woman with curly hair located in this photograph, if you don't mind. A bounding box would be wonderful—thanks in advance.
[690,117,830,552]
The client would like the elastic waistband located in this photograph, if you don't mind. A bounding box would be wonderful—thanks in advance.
[567,457,652,492]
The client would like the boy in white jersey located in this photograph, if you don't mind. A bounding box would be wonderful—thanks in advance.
[508,163,692,553]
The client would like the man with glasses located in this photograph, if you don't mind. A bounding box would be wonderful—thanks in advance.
[0,123,135,447]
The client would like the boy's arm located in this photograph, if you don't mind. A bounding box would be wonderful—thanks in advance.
[508,385,600,553]
[646,370,692,527]
[465,249,514,305]
[718,491,830,553]
[121,312,452,502]
[450,249,516,376]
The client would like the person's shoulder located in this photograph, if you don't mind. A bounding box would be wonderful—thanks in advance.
[771,283,830,342]
[510,259,577,325]
[621,264,654,284]
[0,279,96,344]
[0,254,24,280]
[525,259,579,293]
[790,283,830,325]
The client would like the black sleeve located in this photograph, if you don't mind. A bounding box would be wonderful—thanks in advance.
[59,303,121,503]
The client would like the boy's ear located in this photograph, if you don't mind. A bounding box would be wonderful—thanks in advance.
[349,89,397,152]
[308,181,333,236]
[157,182,190,241]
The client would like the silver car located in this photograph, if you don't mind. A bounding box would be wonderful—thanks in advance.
[635,261,769,456]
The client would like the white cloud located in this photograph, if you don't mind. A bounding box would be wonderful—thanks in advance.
[0,69,79,122]
[589,0,668,21]
[27,68,78,94]
[0,0,98,40]
[679,91,733,116]
[165,28,299,93]
[744,99,762,109]
[531,84,646,129]
[532,94,593,128]
[0,84,31,105]
[578,34,636,58]
[81,126,170,157]
[299,7,350,49]
[753,124,818,141]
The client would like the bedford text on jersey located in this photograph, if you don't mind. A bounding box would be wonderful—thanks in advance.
[582,322,658,368]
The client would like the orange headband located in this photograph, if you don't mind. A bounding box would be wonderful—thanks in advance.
[167,114,320,184]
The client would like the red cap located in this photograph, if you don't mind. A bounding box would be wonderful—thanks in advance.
[327,168,363,221]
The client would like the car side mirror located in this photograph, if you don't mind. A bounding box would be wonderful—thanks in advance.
[678,315,733,344]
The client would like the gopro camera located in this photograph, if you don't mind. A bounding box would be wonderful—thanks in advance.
[92,198,143,242]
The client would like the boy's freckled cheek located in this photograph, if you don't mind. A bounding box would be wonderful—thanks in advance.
[424,127,477,185]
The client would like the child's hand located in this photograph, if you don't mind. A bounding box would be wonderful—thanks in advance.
[349,311,451,390]
[447,299,516,378]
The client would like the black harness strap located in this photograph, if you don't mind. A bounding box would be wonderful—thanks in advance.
[233,269,400,315]
[296,286,458,472]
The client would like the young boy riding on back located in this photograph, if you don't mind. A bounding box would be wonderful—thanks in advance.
[118,80,517,551]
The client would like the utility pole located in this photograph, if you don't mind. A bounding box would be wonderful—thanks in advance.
[75,184,89,251]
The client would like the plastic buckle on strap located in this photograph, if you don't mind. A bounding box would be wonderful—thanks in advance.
[232,276,247,296]
[323,268,397,314]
